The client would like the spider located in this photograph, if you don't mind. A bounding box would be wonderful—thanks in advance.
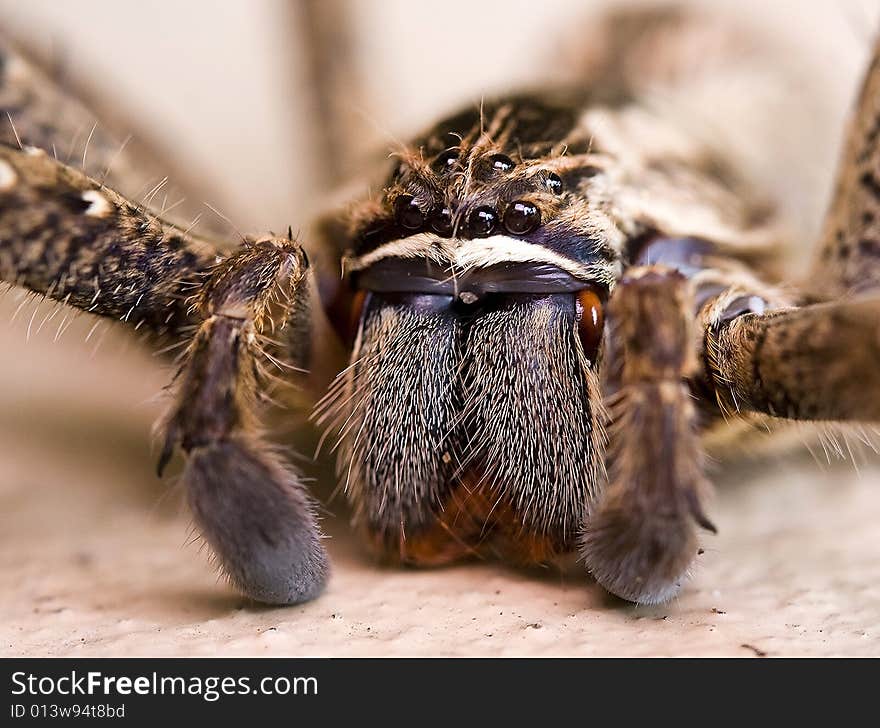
[1,5,879,607]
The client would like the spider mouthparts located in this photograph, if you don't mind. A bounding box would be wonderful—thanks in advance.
[355,257,598,297]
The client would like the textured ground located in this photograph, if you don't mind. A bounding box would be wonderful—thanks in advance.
[1,300,878,657]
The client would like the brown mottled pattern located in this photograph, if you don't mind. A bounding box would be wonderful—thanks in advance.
[708,297,880,422]
[814,34,880,295]
[0,144,217,338]
[703,34,880,426]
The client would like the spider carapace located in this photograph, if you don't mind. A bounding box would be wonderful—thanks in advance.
[1,7,880,606]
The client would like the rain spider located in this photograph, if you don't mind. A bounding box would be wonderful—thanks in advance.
[1,6,879,605]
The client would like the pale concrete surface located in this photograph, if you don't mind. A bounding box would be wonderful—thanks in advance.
[1,300,879,657]
[1,0,879,657]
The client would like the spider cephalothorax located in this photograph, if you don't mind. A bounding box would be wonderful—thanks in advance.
[346,96,627,283]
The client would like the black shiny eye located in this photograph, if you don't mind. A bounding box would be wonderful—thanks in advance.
[394,194,426,230]
[503,200,541,235]
[545,172,563,195]
[432,150,459,173]
[430,206,454,236]
[467,206,498,238]
[487,153,515,174]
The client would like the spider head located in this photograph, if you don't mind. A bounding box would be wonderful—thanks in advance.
[345,93,623,292]
[340,93,624,353]
[318,96,633,559]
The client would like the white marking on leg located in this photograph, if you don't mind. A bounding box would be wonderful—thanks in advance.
[81,190,113,217]
[0,159,16,190]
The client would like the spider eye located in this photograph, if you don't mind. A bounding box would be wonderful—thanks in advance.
[429,206,454,236]
[545,172,563,195]
[487,153,515,174]
[467,206,498,237]
[432,150,459,173]
[576,288,604,363]
[502,200,541,235]
[394,194,426,230]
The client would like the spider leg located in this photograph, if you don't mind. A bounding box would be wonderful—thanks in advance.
[0,142,218,339]
[582,265,714,604]
[594,30,880,601]
[703,33,880,423]
[810,33,880,296]
[705,295,880,422]
[159,237,328,605]
[1,143,328,604]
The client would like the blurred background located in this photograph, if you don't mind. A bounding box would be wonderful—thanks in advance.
[0,0,875,231]
[1,0,879,656]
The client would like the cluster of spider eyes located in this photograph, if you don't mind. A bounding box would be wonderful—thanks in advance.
[392,152,564,239]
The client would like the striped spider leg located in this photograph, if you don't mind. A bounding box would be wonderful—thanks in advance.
[0,37,327,604]
[586,30,880,602]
